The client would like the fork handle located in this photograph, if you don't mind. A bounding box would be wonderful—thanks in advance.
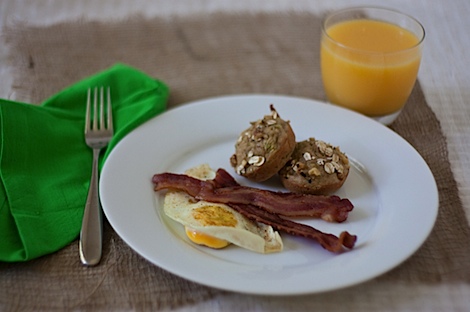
[79,148,103,266]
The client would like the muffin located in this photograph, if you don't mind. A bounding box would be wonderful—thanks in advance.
[279,138,350,194]
[230,105,296,182]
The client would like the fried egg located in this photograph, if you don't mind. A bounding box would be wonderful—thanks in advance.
[163,164,283,253]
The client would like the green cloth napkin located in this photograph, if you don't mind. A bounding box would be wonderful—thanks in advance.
[0,64,169,262]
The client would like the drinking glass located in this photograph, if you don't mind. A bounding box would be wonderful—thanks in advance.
[320,7,425,125]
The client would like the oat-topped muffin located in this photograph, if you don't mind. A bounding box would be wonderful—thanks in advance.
[230,105,296,182]
[279,138,350,194]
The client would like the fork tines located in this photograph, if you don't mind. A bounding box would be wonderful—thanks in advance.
[85,86,113,133]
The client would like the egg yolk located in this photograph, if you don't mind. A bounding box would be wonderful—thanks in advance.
[185,227,230,249]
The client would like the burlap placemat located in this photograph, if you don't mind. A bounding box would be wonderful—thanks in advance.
[1,12,469,311]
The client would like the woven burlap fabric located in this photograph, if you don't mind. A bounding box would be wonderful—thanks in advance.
[1,12,469,311]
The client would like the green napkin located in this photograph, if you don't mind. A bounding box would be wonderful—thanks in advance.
[0,64,169,262]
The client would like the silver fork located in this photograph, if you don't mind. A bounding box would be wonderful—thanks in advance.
[79,86,114,266]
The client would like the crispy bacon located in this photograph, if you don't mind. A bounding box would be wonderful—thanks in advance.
[152,169,353,222]
[228,203,356,251]
[212,169,356,252]
[152,168,356,252]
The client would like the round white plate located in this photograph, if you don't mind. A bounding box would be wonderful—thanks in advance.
[100,94,438,296]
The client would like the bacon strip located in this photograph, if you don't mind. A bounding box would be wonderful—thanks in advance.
[152,169,356,252]
[212,169,356,252]
[228,203,356,251]
[152,169,353,222]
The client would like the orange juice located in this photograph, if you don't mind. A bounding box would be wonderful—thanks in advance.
[321,18,423,117]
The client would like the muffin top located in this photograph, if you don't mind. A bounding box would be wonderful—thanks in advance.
[230,105,295,182]
[279,138,350,194]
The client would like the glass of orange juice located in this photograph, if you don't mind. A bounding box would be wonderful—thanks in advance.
[321,7,425,125]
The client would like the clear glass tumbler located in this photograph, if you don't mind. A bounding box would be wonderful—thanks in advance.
[321,7,425,125]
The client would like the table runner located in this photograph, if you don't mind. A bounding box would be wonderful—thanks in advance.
[1,12,469,311]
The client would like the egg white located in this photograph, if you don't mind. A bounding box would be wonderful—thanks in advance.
[163,164,283,253]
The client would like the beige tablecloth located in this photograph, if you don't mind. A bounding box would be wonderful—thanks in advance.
[1,1,470,311]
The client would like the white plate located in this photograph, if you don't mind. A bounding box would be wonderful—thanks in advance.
[100,95,438,296]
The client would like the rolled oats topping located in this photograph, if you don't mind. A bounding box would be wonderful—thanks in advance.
[284,138,348,178]
[324,147,334,157]
[303,152,312,161]
[279,137,350,195]
[308,167,321,176]
[315,140,327,154]
[324,162,335,174]
[236,159,248,175]
[270,105,279,119]
[231,104,296,182]
[248,155,266,166]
